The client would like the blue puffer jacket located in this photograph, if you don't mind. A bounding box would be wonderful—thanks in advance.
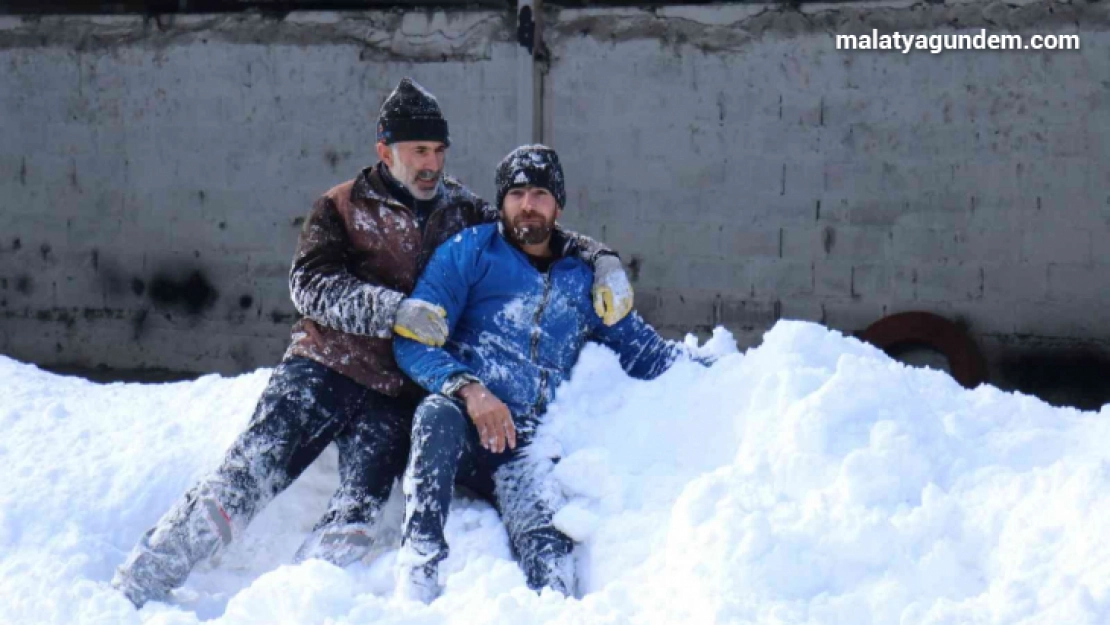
[394,223,684,418]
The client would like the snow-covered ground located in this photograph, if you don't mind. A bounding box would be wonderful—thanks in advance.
[2,321,1109,625]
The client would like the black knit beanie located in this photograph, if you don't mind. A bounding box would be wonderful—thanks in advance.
[376,78,450,146]
[495,145,566,210]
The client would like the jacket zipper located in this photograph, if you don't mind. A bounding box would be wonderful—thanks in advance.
[530,268,554,416]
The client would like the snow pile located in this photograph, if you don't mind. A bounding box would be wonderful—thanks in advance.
[2,320,1109,624]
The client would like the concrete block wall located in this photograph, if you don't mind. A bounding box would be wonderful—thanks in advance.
[2,1,1110,406]
[0,10,521,375]
[544,1,1110,406]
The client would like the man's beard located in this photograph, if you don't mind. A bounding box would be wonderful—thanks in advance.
[389,149,441,201]
[502,211,555,247]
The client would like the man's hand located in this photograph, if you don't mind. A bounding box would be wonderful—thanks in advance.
[592,255,634,326]
[457,383,516,453]
[393,299,449,346]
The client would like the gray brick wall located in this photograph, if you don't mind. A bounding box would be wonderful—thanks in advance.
[2,2,1109,406]
[0,11,519,374]
[545,3,1109,380]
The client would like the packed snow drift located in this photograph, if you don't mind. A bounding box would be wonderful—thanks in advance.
[2,320,1109,624]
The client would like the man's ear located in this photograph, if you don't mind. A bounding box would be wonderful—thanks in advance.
[376,141,392,167]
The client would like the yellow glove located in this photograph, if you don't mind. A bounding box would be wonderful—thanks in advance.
[393,299,449,346]
[592,255,634,326]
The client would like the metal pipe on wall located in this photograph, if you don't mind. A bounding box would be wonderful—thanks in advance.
[516,0,544,145]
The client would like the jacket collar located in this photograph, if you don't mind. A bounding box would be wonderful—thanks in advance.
[496,221,579,262]
[351,165,391,204]
[353,163,449,217]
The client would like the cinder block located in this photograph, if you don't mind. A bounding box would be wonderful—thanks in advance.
[888,265,919,302]
[681,258,747,292]
[630,255,678,291]
[947,300,1016,337]
[1010,300,1104,338]
[982,262,1047,302]
[783,225,891,262]
[830,225,891,261]
[719,225,780,259]
[718,296,778,332]
[637,287,716,330]
[951,225,1022,264]
[1020,227,1091,265]
[778,296,824,324]
[914,263,984,303]
[820,299,889,335]
[849,263,893,299]
[747,259,814,298]
[846,197,907,227]
[783,157,825,199]
[814,262,851,298]
[1046,263,1110,302]
[662,222,722,259]
[889,225,967,263]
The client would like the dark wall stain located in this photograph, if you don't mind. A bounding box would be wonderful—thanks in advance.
[15,275,32,295]
[996,348,1110,411]
[12,238,21,251]
[229,342,253,370]
[822,227,835,255]
[40,243,53,263]
[69,159,80,191]
[239,294,253,309]
[132,308,148,340]
[149,270,218,315]
[291,216,305,228]
[19,157,27,186]
[131,278,146,297]
[21,307,152,340]
[270,309,296,324]
[627,256,641,282]
[97,260,126,298]
[324,148,340,170]
[34,308,76,328]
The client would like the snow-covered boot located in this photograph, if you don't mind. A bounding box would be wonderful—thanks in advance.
[293,522,375,567]
[111,567,168,609]
[542,552,577,597]
[395,561,440,604]
[112,488,235,609]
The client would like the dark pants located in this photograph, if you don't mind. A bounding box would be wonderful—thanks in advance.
[400,395,575,594]
[113,357,417,605]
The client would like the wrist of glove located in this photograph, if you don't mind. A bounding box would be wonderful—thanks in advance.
[392,298,449,346]
[373,290,407,338]
[592,255,634,326]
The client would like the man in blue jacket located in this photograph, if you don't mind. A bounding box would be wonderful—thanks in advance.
[391,145,695,602]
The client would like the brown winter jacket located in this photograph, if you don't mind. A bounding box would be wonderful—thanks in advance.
[284,164,614,397]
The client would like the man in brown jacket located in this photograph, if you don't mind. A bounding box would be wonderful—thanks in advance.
[111,78,633,609]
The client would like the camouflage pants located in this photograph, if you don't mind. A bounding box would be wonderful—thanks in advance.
[113,356,418,607]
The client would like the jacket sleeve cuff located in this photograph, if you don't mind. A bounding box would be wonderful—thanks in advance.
[441,372,482,398]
